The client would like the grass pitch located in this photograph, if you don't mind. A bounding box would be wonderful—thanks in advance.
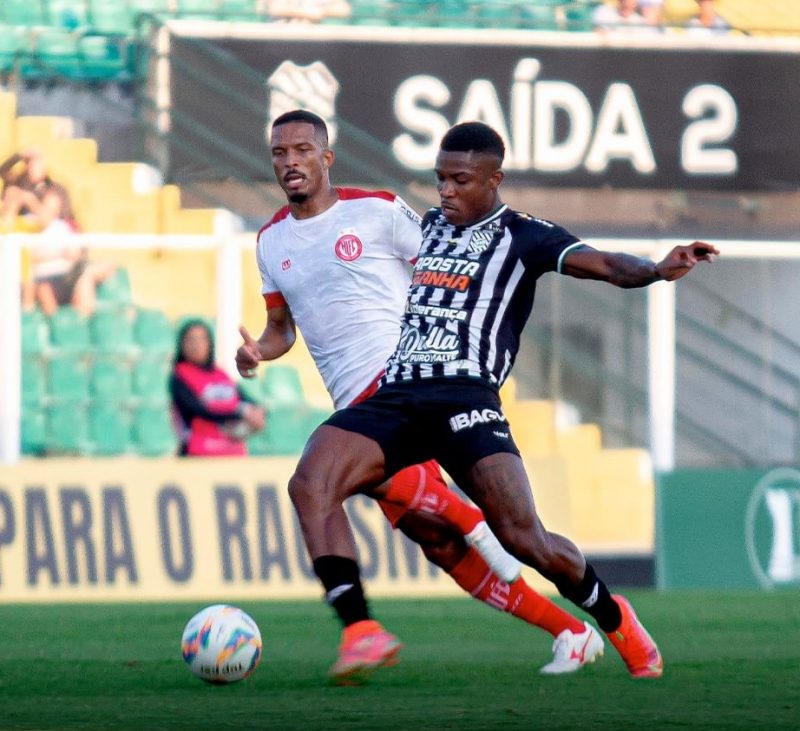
[1,590,798,730]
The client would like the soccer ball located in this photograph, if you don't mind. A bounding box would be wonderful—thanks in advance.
[181,604,262,683]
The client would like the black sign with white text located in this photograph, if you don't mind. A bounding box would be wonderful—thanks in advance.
[166,28,800,190]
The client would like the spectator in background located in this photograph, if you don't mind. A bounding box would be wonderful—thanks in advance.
[1,147,116,316]
[266,0,351,22]
[1,147,75,233]
[686,0,730,35]
[637,0,664,28]
[592,0,659,33]
[171,319,265,456]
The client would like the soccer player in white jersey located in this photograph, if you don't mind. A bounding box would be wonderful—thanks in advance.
[284,120,721,681]
[236,110,603,684]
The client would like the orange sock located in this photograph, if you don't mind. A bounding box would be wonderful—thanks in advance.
[449,547,585,638]
[383,461,483,535]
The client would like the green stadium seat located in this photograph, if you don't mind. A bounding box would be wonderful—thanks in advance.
[79,34,130,80]
[0,24,29,74]
[475,1,522,29]
[88,403,131,455]
[96,267,132,305]
[134,308,174,354]
[22,358,48,407]
[49,306,91,353]
[520,4,560,30]
[259,364,304,407]
[90,355,133,400]
[46,0,89,30]
[129,0,173,15]
[46,401,91,454]
[564,2,594,31]
[132,353,170,401]
[247,403,328,456]
[89,306,137,355]
[33,29,83,78]
[47,352,90,402]
[131,403,177,456]
[21,407,47,455]
[218,0,259,20]
[236,376,263,405]
[88,0,134,34]
[176,0,219,19]
[433,0,473,28]
[391,0,432,26]
[1,0,46,25]
[348,0,391,25]
[21,310,51,357]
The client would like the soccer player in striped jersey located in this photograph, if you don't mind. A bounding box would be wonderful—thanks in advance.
[286,120,720,681]
[236,111,602,684]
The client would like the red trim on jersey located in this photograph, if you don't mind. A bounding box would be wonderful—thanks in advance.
[349,371,384,406]
[264,292,286,309]
[257,206,291,239]
[337,187,395,203]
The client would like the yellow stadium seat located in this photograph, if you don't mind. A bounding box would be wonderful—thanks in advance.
[561,449,655,553]
[555,422,602,456]
[45,138,98,183]
[77,162,162,232]
[523,455,574,536]
[0,90,17,160]
[504,398,557,458]
[14,115,76,150]
[160,184,234,234]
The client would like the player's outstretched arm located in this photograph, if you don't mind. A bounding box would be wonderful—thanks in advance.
[562,241,719,289]
[235,304,296,377]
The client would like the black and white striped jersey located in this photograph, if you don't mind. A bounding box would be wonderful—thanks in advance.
[381,204,584,389]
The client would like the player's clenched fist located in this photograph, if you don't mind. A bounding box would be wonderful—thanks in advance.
[236,326,261,378]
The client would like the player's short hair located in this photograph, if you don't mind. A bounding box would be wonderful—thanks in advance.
[272,110,329,147]
[440,122,505,165]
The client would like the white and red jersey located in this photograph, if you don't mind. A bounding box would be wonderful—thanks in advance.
[256,187,422,408]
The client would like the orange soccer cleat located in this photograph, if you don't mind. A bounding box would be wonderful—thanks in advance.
[606,595,663,678]
[329,620,403,685]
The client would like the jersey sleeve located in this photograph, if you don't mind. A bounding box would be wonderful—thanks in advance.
[255,230,285,308]
[391,195,423,263]
[515,216,582,275]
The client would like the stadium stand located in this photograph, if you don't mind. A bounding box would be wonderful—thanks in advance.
[1,0,797,85]
[0,90,237,235]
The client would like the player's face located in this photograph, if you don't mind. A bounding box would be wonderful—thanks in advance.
[270,122,332,204]
[181,325,211,366]
[435,150,504,227]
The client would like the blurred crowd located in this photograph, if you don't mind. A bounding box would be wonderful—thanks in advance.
[1,147,116,317]
[592,0,730,35]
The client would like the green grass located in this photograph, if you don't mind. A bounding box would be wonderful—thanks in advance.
[0,591,798,730]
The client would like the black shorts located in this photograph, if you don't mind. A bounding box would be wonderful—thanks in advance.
[325,377,520,481]
[36,261,85,306]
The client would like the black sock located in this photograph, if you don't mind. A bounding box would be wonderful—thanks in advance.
[555,563,622,633]
[312,555,371,628]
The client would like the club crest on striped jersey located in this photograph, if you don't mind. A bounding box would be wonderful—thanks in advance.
[334,233,363,262]
[468,229,494,254]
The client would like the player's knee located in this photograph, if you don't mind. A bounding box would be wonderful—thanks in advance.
[492,520,552,567]
[287,470,321,513]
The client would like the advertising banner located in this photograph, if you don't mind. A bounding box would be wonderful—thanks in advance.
[166,26,800,191]
[0,452,654,601]
[0,457,462,602]
[657,467,800,589]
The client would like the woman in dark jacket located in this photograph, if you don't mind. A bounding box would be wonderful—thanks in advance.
[170,319,265,456]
